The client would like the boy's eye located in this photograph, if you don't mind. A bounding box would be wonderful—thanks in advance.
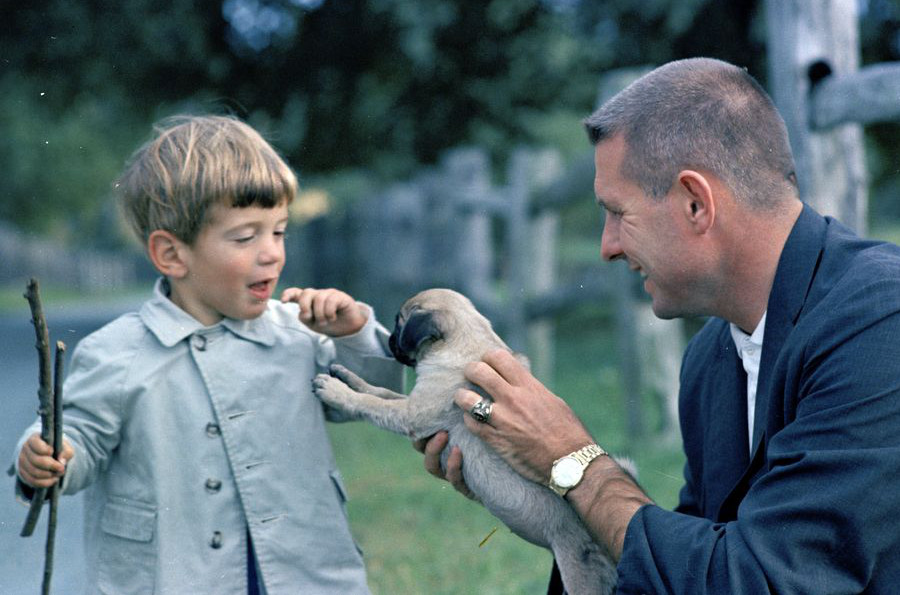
[234,235,255,243]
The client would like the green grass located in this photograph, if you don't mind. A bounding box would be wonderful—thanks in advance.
[329,304,686,593]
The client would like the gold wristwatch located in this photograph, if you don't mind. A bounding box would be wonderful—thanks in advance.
[548,443,607,497]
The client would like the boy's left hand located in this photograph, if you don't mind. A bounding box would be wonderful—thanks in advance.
[281,287,368,337]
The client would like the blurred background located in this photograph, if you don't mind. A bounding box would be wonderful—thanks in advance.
[2,0,900,593]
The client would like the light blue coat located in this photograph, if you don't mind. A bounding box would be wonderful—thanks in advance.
[14,280,403,594]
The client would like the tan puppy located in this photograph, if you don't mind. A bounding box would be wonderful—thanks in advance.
[313,288,617,594]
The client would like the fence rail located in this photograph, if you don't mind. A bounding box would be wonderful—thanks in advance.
[0,223,145,292]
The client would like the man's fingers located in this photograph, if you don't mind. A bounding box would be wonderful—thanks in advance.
[482,349,530,384]
[422,431,449,477]
[445,446,477,501]
[454,388,484,416]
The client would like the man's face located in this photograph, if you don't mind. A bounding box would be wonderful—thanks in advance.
[594,135,706,319]
[169,202,289,326]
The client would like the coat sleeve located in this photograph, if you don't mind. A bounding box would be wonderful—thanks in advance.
[12,324,135,497]
[616,296,900,593]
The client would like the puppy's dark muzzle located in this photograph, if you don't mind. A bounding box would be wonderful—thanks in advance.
[389,307,441,368]
[389,328,417,367]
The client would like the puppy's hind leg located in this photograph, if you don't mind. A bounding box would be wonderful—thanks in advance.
[328,364,407,400]
[551,536,618,595]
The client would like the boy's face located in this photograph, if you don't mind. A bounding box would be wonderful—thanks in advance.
[169,202,289,326]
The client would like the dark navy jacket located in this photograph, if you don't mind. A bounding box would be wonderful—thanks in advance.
[617,205,900,594]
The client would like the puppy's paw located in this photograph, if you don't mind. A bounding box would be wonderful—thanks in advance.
[328,364,373,393]
[313,373,359,410]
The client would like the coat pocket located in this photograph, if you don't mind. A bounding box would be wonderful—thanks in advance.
[329,469,364,557]
[330,468,349,503]
[97,500,157,594]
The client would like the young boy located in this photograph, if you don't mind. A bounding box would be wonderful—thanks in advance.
[13,115,402,594]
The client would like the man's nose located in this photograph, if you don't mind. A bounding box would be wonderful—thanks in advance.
[600,215,623,262]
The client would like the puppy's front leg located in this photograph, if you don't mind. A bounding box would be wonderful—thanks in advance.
[313,373,415,437]
[329,364,407,400]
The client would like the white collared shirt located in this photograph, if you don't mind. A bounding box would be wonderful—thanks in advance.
[730,312,767,453]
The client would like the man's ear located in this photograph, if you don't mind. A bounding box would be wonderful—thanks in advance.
[147,230,189,278]
[676,170,716,234]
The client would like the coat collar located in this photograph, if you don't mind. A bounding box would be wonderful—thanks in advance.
[140,278,276,347]
[751,204,826,451]
[716,204,827,520]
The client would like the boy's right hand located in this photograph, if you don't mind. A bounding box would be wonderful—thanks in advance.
[17,433,74,489]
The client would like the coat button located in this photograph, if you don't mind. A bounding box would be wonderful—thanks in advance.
[205,478,222,493]
[205,422,221,437]
[192,335,207,351]
[210,531,223,549]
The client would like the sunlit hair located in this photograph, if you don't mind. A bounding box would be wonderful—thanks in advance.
[584,58,798,210]
[116,114,297,245]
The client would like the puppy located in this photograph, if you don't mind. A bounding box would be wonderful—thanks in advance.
[313,288,618,595]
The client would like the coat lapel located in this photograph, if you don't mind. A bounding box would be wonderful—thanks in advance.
[706,328,750,520]
[718,205,827,519]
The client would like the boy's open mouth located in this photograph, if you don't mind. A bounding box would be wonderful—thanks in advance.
[248,279,273,300]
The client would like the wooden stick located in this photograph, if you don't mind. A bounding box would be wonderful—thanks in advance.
[21,279,54,537]
[42,341,66,595]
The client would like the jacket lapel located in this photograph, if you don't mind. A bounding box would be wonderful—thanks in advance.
[718,205,827,519]
[707,327,750,520]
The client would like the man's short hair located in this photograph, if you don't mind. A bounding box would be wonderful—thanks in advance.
[584,58,798,209]
[116,114,297,245]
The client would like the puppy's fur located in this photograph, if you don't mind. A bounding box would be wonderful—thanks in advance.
[313,288,617,594]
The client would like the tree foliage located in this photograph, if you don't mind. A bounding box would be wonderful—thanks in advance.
[1,0,898,244]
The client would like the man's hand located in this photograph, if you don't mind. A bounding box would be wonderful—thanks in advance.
[281,287,368,337]
[413,431,478,501]
[17,432,74,489]
[454,349,594,484]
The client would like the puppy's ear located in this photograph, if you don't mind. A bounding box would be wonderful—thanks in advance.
[390,309,442,365]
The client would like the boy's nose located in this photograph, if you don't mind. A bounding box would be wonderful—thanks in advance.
[259,238,284,264]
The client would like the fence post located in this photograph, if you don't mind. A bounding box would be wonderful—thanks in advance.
[504,148,563,364]
[440,148,496,311]
[764,0,867,233]
[504,149,533,353]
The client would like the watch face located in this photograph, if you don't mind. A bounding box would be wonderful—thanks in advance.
[552,456,583,488]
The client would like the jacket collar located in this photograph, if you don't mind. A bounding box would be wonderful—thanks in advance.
[716,203,828,520]
[140,278,276,347]
[752,203,827,452]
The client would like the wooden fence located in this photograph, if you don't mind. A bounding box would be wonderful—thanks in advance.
[765,0,900,235]
[296,1,900,447]
[0,222,146,293]
[297,108,683,445]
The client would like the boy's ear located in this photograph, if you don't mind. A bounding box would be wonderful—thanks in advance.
[147,230,189,279]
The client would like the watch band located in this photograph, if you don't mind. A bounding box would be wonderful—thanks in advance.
[548,443,608,497]
[570,443,607,466]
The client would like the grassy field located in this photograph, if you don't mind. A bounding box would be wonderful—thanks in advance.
[330,304,687,594]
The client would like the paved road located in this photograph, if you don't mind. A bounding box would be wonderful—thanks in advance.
[1,300,139,594]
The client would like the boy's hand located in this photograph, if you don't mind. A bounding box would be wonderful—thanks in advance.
[281,287,368,337]
[18,432,74,489]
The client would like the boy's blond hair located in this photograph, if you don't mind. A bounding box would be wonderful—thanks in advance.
[116,114,297,245]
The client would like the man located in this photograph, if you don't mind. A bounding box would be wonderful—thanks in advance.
[423,58,900,592]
